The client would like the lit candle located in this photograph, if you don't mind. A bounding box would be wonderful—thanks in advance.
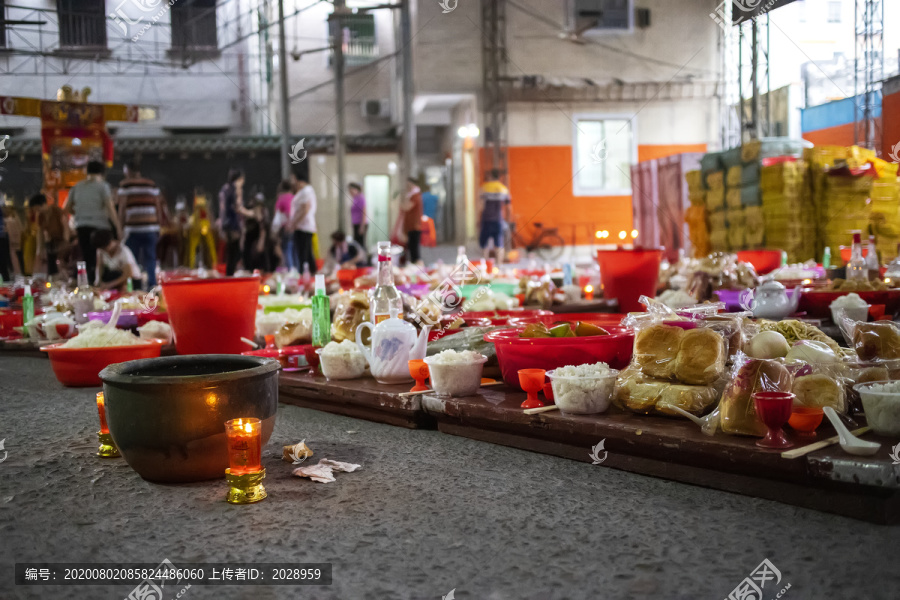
[224,418,263,476]
[96,392,109,434]
[584,284,594,300]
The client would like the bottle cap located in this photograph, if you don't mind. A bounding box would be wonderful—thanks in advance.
[315,273,325,294]
[853,232,862,244]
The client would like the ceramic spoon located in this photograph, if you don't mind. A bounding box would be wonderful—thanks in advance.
[822,406,881,456]
[668,406,719,437]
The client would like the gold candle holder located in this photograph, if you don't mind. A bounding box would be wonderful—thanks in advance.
[97,431,120,458]
[225,468,267,504]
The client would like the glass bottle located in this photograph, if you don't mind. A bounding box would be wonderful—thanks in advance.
[847,231,868,282]
[866,235,880,279]
[884,243,900,285]
[72,261,94,323]
[371,241,402,324]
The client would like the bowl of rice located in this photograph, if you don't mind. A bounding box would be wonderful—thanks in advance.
[546,362,619,414]
[42,327,164,387]
[423,350,488,397]
[316,340,367,380]
[853,380,900,435]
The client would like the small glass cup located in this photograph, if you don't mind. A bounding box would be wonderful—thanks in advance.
[96,392,109,435]
[224,418,263,475]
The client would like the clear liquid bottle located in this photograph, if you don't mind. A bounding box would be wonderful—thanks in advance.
[72,261,94,323]
[311,274,331,347]
[885,243,900,284]
[847,231,868,282]
[456,245,468,267]
[866,235,880,279]
[371,241,402,324]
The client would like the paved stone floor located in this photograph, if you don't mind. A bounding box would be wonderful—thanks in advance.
[1,355,899,600]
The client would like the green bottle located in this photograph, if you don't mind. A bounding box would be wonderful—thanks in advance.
[22,284,34,336]
[311,274,330,347]
[822,246,831,270]
[126,278,134,293]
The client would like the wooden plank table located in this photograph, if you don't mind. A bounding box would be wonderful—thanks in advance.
[279,370,436,429]
[421,385,900,524]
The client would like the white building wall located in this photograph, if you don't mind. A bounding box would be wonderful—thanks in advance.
[0,0,255,137]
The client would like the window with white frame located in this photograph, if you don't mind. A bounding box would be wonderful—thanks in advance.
[572,115,635,196]
[827,1,841,23]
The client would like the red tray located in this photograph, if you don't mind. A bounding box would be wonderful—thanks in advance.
[798,288,900,319]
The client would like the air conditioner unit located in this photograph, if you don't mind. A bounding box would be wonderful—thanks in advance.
[361,99,390,118]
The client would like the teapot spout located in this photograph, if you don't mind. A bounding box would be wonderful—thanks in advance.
[409,324,431,360]
[790,285,802,312]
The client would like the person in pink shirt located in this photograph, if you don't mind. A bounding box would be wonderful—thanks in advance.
[273,180,296,270]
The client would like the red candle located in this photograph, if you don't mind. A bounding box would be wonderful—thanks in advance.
[224,418,262,475]
[96,392,109,434]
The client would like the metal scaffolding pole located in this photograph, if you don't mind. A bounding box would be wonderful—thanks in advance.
[332,0,348,227]
[399,0,416,185]
[481,0,508,178]
[854,0,884,152]
[277,0,291,180]
[751,19,760,140]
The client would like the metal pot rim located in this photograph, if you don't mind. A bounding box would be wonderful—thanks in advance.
[99,354,281,386]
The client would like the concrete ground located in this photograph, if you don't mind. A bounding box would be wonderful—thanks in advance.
[1,355,898,600]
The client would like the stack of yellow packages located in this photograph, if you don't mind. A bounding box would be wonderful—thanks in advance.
[684,170,711,257]
[704,168,728,252]
[869,158,900,263]
[760,160,815,263]
[819,172,873,266]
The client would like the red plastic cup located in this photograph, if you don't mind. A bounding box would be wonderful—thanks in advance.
[596,248,663,313]
[161,276,260,355]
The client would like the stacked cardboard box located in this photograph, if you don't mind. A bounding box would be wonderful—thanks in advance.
[760,161,815,263]
[684,169,710,257]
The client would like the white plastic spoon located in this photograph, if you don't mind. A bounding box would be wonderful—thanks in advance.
[668,406,719,437]
[822,406,881,456]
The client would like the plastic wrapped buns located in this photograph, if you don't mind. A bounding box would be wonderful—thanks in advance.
[719,357,792,437]
[634,323,726,385]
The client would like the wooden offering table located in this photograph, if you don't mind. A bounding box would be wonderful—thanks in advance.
[421,385,900,524]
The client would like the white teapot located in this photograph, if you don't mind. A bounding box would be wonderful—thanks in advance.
[743,279,800,319]
[355,308,430,384]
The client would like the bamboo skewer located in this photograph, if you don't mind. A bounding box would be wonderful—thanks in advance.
[781,426,871,459]
[523,405,559,415]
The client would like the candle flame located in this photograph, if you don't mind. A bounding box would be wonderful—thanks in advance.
[96,391,104,406]
[263,285,271,294]
[584,285,594,293]
[243,423,253,434]
[618,231,627,240]
[631,229,638,239]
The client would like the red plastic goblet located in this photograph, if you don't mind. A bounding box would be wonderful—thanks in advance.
[518,368,546,409]
[753,391,795,449]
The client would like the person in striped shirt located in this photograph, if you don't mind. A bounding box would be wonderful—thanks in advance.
[117,160,164,288]
[479,169,511,265]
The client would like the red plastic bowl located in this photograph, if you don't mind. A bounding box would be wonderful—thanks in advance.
[799,289,900,319]
[161,276,259,355]
[596,249,663,313]
[461,309,553,326]
[42,341,163,387]
[507,312,626,329]
[485,326,634,390]
[736,250,783,275]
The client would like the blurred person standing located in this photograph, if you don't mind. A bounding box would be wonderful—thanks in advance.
[401,178,423,264]
[117,160,163,288]
[218,168,253,276]
[29,193,68,278]
[64,160,121,280]
[289,175,318,275]
[348,182,367,250]
[0,201,9,281]
[273,180,295,270]
[2,202,23,278]
[478,169,511,264]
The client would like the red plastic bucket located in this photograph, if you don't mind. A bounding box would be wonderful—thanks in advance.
[161,276,260,355]
[596,249,662,313]
[736,250,783,275]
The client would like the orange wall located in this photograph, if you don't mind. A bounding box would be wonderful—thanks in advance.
[883,91,900,160]
[504,145,632,246]
[638,144,707,163]
[802,122,857,147]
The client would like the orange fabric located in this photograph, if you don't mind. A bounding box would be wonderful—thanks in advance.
[421,216,437,247]
[638,144,707,163]
[802,123,857,147]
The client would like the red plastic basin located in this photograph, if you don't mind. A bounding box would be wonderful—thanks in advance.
[42,341,164,387]
[736,250,783,275]
[596,249,662,313]
[507,312,626,329]
[161,276,260,355]
[461,309,553,326]
[484,326,634,390]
